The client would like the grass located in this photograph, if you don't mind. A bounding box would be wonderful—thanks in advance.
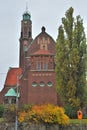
[69,119,87,124]
[0,118,4,123]
[0,118,87,125]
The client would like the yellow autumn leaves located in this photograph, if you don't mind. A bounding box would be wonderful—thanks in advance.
[18,104,69,125]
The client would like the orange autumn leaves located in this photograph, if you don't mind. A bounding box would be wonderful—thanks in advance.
[18,104,69,125]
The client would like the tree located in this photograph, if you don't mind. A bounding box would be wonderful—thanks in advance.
[56,7,87,117]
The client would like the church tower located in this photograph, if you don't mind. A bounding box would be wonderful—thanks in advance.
[19,9,33,71]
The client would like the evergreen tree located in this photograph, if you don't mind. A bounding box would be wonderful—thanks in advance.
[56,7,87,117]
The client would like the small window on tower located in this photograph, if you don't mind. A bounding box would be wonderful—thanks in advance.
[29,31,31,37]
[23,26,28,37]
[21,32,23,38]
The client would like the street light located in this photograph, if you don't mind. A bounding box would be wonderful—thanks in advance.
[15,74,19,130]
[15,73,24,130]
[15,64,31,130]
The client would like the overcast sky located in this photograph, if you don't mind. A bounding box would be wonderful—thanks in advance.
[0,0,87,91]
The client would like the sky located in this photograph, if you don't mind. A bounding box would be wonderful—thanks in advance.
[0,0,87,91]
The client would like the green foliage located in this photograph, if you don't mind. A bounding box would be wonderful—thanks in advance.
[4,104,16,122]
[0,105,4,118]
[64,104,78,118]
[69,119,87,124]
[19,104,33,112]
[56,7,87,116]
[0,118,4,122]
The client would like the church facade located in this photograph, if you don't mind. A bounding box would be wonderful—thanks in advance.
[0,10,60,105]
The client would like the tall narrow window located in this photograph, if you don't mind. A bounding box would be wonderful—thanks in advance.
[43,62,47,70]
[41,62,43,70]
[37,62,41,70]
[23,26,28,37]
[29,31,31,37]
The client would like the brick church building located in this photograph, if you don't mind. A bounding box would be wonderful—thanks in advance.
[0,10,60,105]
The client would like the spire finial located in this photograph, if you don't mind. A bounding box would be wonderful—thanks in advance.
[26,0,28,13]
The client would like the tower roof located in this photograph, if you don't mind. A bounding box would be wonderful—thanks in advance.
[23,6,31,21]
[23,12,31,21]
[4,88,17,97]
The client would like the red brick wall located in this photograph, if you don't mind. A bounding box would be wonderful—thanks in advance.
[28,71,57,105]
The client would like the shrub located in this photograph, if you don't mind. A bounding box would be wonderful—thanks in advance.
[4,104,16,122]
[0,104,4,117]
[18,104,69,125]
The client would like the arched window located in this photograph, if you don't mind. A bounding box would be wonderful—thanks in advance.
[32,82,37,87]
[47,81,53,87]
[40,81,45,87]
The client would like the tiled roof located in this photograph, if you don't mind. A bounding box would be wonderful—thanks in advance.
[30,49,54,56]
[4,68,22,86]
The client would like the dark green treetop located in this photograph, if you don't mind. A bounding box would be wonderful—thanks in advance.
[56,7,87,112]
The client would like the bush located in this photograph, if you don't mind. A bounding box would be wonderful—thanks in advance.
[18,104,69,125]
[19,104,33,112]
[4,104,16,122]
[0,104,4,117]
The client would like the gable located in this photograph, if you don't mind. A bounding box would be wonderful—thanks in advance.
[28,27,56,55]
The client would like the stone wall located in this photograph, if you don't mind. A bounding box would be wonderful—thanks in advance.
[0,123,87,130]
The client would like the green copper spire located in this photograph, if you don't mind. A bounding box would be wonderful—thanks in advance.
[23,4,31,21]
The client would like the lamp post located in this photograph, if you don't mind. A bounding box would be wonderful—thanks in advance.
[15,64,31,130]
[15,74,19,130]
